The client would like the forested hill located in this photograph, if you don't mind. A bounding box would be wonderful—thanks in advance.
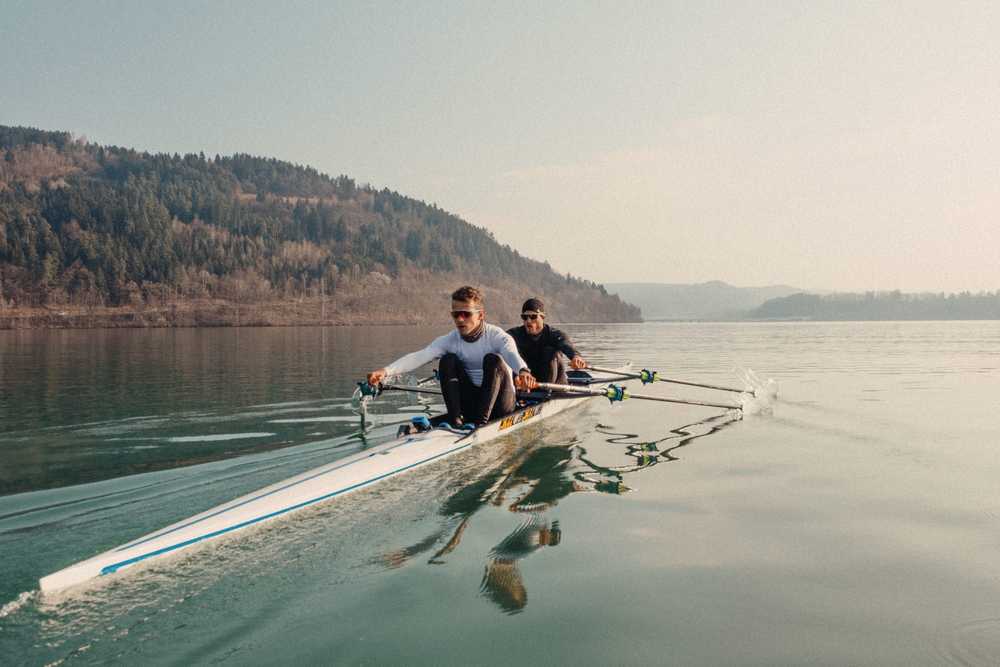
[0,126,640,327]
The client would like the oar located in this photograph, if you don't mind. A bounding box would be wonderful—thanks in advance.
[587,365,752,396]
[375,381,740,409]
[382,384,558,402]
[536,381,741,411]
[381,383,442,396]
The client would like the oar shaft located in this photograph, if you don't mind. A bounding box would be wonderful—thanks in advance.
[587,365,749,395]
[536,382,740,411]
[532,382,603,397]
[655,377,748,395]
[375,380,739,409]
[382,384,442,395]
[624,393,741,410]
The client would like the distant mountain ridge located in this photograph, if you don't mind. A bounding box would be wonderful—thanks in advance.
[607,280,1000,321]
[605,280,803,320]
[750,290,1000,320]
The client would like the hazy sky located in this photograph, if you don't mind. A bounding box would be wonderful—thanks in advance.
[3,1,998,292]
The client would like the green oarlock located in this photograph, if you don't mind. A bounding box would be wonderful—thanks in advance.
[604,384,629,403]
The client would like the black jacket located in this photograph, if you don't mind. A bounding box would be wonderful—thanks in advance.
[506,324,579,377]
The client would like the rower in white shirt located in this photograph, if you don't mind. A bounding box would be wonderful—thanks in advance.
[366,285,539,428]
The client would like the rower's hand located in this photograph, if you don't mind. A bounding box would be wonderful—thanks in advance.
[367,368,388,386]
[515,370,538,391]
[570,355,588,370]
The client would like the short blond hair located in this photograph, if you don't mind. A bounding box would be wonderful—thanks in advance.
[451,286,483,305]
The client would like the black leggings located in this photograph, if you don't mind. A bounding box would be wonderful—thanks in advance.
[531,346,568,385]
[438,353,516,425]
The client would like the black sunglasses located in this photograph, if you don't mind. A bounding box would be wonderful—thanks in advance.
[520,313,541,321]
[451,309,481,319]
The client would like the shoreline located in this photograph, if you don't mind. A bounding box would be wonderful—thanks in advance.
[0,296,645,330]
[0,301,439,330]
[5,306,996,330]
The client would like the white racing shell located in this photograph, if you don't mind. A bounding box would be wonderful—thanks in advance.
[40,366,629,592]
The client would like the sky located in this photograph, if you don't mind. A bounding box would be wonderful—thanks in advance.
[2,0,998,292]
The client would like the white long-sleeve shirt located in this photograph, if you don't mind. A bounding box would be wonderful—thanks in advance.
[384,323,529,387]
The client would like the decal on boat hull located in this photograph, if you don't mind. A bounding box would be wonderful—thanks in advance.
[499,405,542,430]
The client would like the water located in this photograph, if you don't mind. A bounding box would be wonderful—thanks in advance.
[1,322,998,665]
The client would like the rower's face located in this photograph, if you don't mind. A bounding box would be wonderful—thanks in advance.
[523,313,544,335]
[451,299,484,335]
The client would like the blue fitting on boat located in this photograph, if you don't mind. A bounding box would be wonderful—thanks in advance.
[639,369,659,384]
[411,415,431,431]
[604,384,628,403]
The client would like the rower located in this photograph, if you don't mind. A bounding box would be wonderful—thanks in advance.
[366,286,539,428]
[506,298,588,385]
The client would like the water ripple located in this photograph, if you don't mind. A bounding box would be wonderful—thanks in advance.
[937,617,1000,666]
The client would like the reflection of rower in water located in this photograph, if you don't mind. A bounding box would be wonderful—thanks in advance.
[380,434,589,570]
[506,298,587,384]
[428,442,577,564]
[379,414,741,610]
[479,515,561,615]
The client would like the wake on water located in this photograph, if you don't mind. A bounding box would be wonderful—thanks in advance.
[0,590,36,618]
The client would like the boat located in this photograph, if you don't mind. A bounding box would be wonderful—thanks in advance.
[39,365,632,592]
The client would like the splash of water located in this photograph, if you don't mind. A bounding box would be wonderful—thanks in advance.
[741,368,779,399]
[739,393,771,416]
[736,369,779,416]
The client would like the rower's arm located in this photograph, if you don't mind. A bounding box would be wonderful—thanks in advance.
[384,334,450,377]
[551,327,581,361]
[496,329,530,375]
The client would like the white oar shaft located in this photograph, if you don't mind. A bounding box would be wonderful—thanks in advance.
[587,365,750,395]
[536,382,740,411]
[382,384,442,395]
[625,394,741,410]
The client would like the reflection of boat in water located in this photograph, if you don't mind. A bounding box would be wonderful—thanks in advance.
[40,367,630,593]
[574,411,741,491]
[379,409,740,614]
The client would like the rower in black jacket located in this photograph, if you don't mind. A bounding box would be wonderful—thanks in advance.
[506,298,588,385]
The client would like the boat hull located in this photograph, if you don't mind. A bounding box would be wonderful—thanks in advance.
[39,386,605,592]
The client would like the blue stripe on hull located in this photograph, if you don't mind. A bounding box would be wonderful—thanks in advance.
[116,436,425,552]
[100,434,484,575]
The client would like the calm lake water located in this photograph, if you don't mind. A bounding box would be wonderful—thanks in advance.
[1,321,999,665]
